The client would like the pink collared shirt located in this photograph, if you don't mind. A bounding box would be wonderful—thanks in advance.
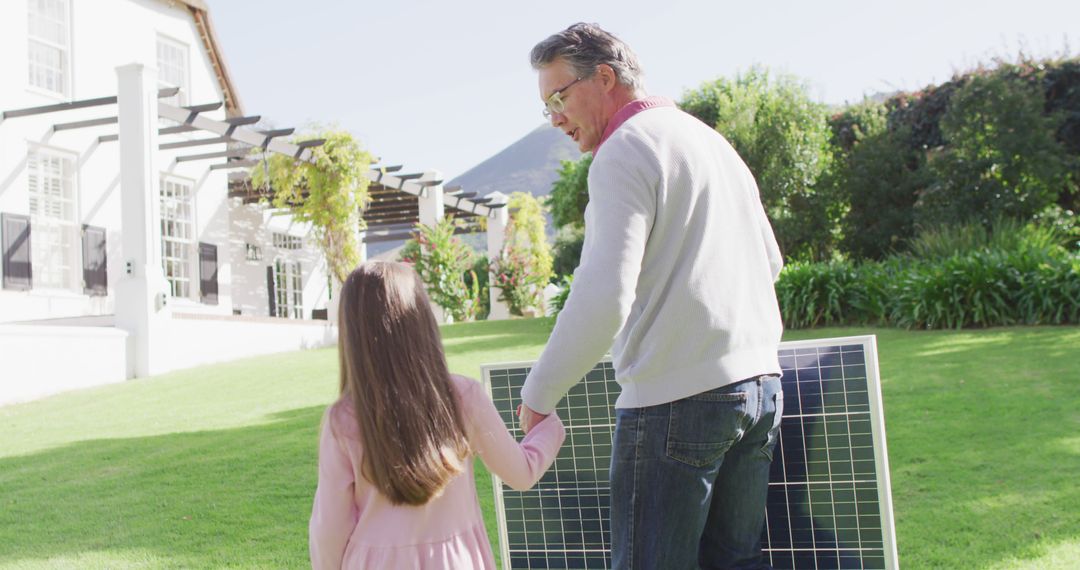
[594,95,677,154]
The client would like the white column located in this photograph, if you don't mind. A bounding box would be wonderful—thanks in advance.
[114,63,172,378]
[486,191,511,320]
[327,275,342,324]
[357,229,367,263]
[417,170,445,227]
[328,220,362,326]
[414,170,450,323]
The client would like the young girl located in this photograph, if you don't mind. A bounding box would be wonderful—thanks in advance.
[310,261,565,569]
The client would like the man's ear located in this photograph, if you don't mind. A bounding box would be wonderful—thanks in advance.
[598,64,617,93]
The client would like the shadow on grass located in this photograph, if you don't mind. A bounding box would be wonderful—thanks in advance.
[0,406,326,569]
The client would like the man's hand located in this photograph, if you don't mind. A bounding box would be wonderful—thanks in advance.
[517,403,549,435]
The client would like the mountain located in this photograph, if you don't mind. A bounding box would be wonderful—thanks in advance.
[447,123,583,200]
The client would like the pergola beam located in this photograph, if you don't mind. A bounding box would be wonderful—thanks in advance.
[363,225,478,244]
[363,214,420,226]
[175,148,251,163]
[157,101,322,163]
[1,87,178,121]
[53,116,118,132]
[365,211,420,221]
[368,170,493,218]
[159,124,199,136]
[210,159,257,171]
[160,136,230,150]
[364,221,416,232]
[365,207,419,217]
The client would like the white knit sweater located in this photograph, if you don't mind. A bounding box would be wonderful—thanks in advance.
[521,105,785,413]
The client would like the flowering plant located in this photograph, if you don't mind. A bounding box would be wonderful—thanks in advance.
[490,246,545,316]
[400,219,487,322]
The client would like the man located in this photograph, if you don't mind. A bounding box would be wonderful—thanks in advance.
[517,23,786,570]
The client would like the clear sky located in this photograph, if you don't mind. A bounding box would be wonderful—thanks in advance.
[210,0,1079,181]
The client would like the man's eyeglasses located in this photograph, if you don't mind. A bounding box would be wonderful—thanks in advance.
[542,77,584,118]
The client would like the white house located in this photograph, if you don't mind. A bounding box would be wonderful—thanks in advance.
[0,0,338,322]
[0,0,510,406]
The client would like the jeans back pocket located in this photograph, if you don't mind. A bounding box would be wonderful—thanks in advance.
[666,391,749,468]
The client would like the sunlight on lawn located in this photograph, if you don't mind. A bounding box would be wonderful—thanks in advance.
[0,549,166,570]
[913,332,1016,357]
[1059,435,1080,455]
[988,540,1080,570]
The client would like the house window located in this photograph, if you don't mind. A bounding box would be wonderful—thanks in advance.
[27,0,71,96]
[245,243,262,261]
[156,35,189,109]
[272,232,302,250]
[273,258,303,319]
[160,176,194,298]
[27,147,77,289]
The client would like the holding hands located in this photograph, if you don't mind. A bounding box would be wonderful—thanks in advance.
[517,403,549,434]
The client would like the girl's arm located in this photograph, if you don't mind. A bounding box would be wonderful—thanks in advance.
[309,408,358,570]
[461,378,566,491]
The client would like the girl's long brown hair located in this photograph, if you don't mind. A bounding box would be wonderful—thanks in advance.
[337,261,470,505]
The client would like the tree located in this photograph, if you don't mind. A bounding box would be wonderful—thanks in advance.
[680,66,836,260]
[919,72,1074,228]
[828,102,926,259]
[551,225,585,278]
[547,153,592,277]
[250,129,373,282]
[548,153,592,230]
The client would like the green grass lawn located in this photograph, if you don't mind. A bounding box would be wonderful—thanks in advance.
[1,320,1078,569]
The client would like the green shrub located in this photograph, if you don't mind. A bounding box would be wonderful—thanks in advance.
[919,72,1072,227]
[548,154,592,230]
[907,217,1066,260]
[680,66,837,261]
[1033,204,1080,251]
[848,259,903,326]
[490,247,545,316]
[828,102,926,259]
[889,252,1022,329]
[465,256,491,321]
[399,219,487,322]
[774,260,860,328]
[491,193,554,317]
[551,226,585,280]
[1015,253,1080,324]
[548,274,573,318]
[775,249,1079,329]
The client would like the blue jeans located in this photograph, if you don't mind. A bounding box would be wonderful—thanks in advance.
[610,375,783,570]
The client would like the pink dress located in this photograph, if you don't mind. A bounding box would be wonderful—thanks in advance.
[309,374,566,569]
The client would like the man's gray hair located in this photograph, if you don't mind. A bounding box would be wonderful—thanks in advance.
[530,23,645,93]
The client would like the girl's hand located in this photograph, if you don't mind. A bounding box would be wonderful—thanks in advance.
[517,403,549,434]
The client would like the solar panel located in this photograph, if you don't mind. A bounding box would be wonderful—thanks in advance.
[481,335,898,570]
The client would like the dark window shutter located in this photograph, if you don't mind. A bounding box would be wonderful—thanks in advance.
[266,265,276,316]
[2,213,32,291]
[199,242,218,305]
[82,224,107,296]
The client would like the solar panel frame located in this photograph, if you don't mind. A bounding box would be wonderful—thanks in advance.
[481,335,898,570]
